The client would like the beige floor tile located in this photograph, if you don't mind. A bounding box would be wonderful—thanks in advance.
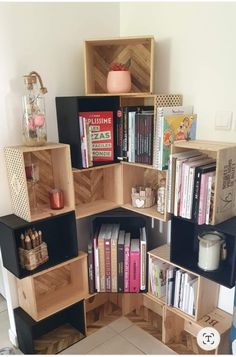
[0,311,11,349]
[120,325,177,355]
[87,334,144,355]
[108,316,133,333]
[61,326,116,355]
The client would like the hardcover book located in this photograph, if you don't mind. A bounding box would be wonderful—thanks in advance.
[130,239,140,293]
[87,240,95,294]
[111,224,120,292]
[117,230,125,293]
[97,224,107,292]
[140,227,147,291]
[79,111,114,162]
[104,224,112,292]
[124,232,131,292]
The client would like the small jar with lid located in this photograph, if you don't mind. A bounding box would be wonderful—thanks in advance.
[21,72,47,146]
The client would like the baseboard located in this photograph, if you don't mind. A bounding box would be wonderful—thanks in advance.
[8,328,18,348]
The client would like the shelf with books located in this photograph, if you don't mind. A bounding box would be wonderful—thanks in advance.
[17,251,88,321]
[121,161,168,221]
[84,36,154,96]
[73,163,122,219]
[90,214,147,294]
[170,215,236,288]
[170,140,236,225]
[0,211,78,279]
[4,143,75,222]
[148,244,219,321]
[14,301,86,355]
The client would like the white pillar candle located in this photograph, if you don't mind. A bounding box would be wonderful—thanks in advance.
[198,233,224,271]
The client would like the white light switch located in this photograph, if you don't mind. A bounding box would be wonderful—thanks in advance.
[215,111,232,130]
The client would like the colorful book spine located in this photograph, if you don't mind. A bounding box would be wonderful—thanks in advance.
[140,227,147,291]
[117,230,125,293]
[124,233,131,292]
[98,224,106,292]
[205,174,216,225]
[93,230,100,292]
[116,108,123,160]
[87,240,95,294]
[104,224,112,292]
[129,239,140,293]
[111,224,119,292]
[198,171,215,225]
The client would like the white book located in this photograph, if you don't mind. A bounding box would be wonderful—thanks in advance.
[140,227,147,291]
[187,278,198,316]
[128,111,136,162]
[173,269,181,308]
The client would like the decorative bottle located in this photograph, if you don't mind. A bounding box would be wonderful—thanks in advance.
[22,71,47,146]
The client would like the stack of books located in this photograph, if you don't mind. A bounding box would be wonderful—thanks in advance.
[87,223,147,294]
[118,106,154,164]
[167,150,216,224]
[149,256,197,317]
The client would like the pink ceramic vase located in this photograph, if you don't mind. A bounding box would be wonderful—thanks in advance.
[107,70,131,94]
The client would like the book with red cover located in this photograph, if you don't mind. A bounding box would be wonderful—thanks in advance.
[129,239,140,293]
[124,233,131,292]
[79,111,114,162]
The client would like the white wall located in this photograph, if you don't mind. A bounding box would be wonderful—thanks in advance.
[0,2,120,341]
[120,1,236,314]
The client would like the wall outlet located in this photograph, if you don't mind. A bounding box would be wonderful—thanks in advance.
[215,110,232,130]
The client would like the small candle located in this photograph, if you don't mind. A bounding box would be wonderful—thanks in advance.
[49,189,64,210]
[198,232,224,271]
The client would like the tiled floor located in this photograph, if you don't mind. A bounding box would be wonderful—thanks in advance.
[0,296,176,355]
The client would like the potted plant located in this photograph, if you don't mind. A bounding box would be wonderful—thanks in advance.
[107,62,131,94]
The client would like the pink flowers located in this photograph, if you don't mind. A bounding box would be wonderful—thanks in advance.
[27,114,45,129]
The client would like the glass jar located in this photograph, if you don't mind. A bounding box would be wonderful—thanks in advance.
[22,75,47,146]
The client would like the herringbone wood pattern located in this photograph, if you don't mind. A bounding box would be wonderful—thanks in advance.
[34,323,84,354]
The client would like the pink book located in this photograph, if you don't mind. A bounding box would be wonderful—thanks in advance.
[198,171,214,224]
[129,239,140,293]
[124,233,131,292]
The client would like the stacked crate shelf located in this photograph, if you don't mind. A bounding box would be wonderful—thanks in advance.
[4,143,75,222]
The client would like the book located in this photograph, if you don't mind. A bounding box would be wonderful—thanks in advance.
[198,170,216,225]
[180,156,215,218]
[116,108,123,160]
[79,111,114,163]
[161,113,197,170]
[155,105,194,170]
[104,224,112,292]
[128,111,136,163]
[140,227,147,291]
[93,230,100,292]
[124,232,131,292]
[87,240,95,294]
[187,278,198,316]
[97,224,107,292]
[110,224,120,292]
[205,174,216,224]
[167,150,202,213]
[117,230,125,293]
[166,267,175,305]
[130,239,140,293]
[192,162,216,222]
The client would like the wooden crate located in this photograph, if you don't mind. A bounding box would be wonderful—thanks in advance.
[171,215,236,288]
[148,244,219,321]
[121,162,168,221]
[84,36,154,95]
[73,163,122,218]
[0,212,78,279]
[4,143,75,222]
[164,306,231,354]
[172,140,236,225]
[14,301,86,355]
[17,252,88,321]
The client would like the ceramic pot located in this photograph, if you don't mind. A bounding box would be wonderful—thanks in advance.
[107,70,131,94]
